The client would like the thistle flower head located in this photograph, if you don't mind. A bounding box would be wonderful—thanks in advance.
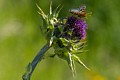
[66,16,77,28]
[37,3,90,77]
[73,17,88,39]
[63,16,88,40]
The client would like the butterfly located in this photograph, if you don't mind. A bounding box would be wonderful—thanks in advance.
[69,4,86,17]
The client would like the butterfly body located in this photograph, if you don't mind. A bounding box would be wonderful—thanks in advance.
[69,5,86,17]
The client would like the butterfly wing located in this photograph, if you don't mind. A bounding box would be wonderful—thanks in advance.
[79,4,86,11]
[69,8,80,13]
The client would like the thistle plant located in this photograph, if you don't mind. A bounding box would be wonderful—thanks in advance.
[22,2,91,80]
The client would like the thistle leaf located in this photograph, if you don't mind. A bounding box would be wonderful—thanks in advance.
[58,25,64,33]
[49,23,54,29]
[72,54,90,71]
[53,4,61,17]
[71,49,88,55]
[49,36,54,46]
[50,1,52,15]
[53,4,63,18]
[59,38,69,46]
[40,18,48,33]
[67,52,76,77]
[46,30,53,46]
[72,41,87,51]
[55,5,63,18]
[36,3,47,19]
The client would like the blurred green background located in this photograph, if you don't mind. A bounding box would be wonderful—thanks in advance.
[0,0,120,80]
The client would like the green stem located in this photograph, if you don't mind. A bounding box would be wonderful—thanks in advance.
[22,43,50,80]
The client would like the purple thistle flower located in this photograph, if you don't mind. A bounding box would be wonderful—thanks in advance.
[66,16,77,28]
[65,16,88,40]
